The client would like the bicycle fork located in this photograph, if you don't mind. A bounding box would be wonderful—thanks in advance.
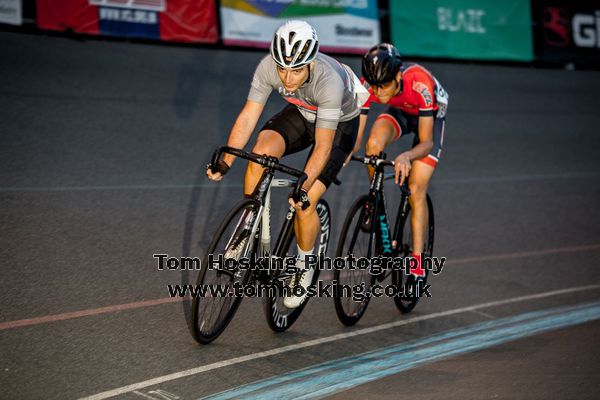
[258,181,296,259]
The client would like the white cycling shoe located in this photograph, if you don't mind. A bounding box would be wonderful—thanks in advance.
[283,265,314,309]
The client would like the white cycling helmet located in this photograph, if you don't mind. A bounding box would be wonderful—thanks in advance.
[270,20,319,69]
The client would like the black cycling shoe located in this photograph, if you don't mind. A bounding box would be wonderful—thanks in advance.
[402,273,427,299]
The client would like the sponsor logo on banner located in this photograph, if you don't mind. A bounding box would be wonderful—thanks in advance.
[573,10,600,48]
[98,8,157,23]
[335,25,373,37]
[90,0,166,12]
[544,7,570,47]
[543,7,600,49]
[92,0,163,38]
[437,7,486,34]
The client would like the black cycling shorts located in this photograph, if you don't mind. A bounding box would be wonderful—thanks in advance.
[260,104,358,187]
[376,107,446,168]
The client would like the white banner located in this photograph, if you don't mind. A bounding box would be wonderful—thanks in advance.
[220,1,380,54]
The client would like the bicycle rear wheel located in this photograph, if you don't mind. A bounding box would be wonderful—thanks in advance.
[334,195,376,326]
[189,199,259,344]
[264,199,330,332]
[392,194,434,313]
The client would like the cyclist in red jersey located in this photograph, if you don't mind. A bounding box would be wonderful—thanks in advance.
[355,43,448,280]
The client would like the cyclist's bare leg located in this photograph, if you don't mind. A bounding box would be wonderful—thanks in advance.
[408,160,435,254]
[283,179,327,308]
[293,180,326,251]
[244,130,286,196]
[245,129,323,252]
[365,118,397,179]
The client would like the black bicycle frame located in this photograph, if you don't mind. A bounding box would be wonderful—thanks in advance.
[211,146,307,283]
[362,156,412,277]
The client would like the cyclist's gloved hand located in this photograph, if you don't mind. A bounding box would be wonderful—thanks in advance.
[206,160,230,181]
[289,189,310,211]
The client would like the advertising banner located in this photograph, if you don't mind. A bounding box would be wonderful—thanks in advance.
[220,0,380,54]
[0,0,22,25]
[533,0,600,67]
[36,0,218,43]
[390,0,534,61]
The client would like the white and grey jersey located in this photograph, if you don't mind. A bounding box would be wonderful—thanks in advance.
[248,53,368,130]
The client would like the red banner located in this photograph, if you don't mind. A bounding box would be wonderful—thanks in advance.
[36,0,218,43]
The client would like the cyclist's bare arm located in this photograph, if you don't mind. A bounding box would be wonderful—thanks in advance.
[395,115,434,184]
[346,114,368,165]
[302,127,336,191]
[207,100,264,181]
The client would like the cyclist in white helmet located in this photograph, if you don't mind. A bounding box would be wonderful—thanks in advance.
[207,20,368,308]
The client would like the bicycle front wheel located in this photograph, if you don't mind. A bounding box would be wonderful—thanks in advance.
[334,195,376,326]
[264,199,331,332]
[392,194,434,313]
[189,198,259,344]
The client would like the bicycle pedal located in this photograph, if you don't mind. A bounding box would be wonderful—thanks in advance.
[360,205,373,233]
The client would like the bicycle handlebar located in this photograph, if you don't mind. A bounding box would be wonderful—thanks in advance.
[352,154,410,192]
[210,146,308,201]
[351,154,395,167]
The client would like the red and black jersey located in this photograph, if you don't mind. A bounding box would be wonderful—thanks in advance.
[362,63,441,117]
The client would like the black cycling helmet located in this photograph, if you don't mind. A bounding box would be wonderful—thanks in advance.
[361,43,403,86]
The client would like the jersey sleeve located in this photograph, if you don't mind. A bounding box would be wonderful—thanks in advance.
[247,56,274,105]
[359,78,374,115]
[412,75,435,117]
[361,93,376,115]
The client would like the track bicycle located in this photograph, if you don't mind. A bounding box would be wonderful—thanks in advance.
[334,153,434,326]
[189,146,331,344]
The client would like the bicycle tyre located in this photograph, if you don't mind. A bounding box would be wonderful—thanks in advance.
[334,195,377,326]
[264,199,331,332]
[189,198,259,344]
[392,194,434,313]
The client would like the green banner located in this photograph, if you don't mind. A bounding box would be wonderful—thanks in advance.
[390,0,533,61]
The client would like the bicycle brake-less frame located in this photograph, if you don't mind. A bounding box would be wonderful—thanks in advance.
[189,146,330,343]
[333,154,434,325]
[358,155,410,280]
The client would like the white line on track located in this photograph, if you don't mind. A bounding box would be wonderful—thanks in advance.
[78,284,600,400]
